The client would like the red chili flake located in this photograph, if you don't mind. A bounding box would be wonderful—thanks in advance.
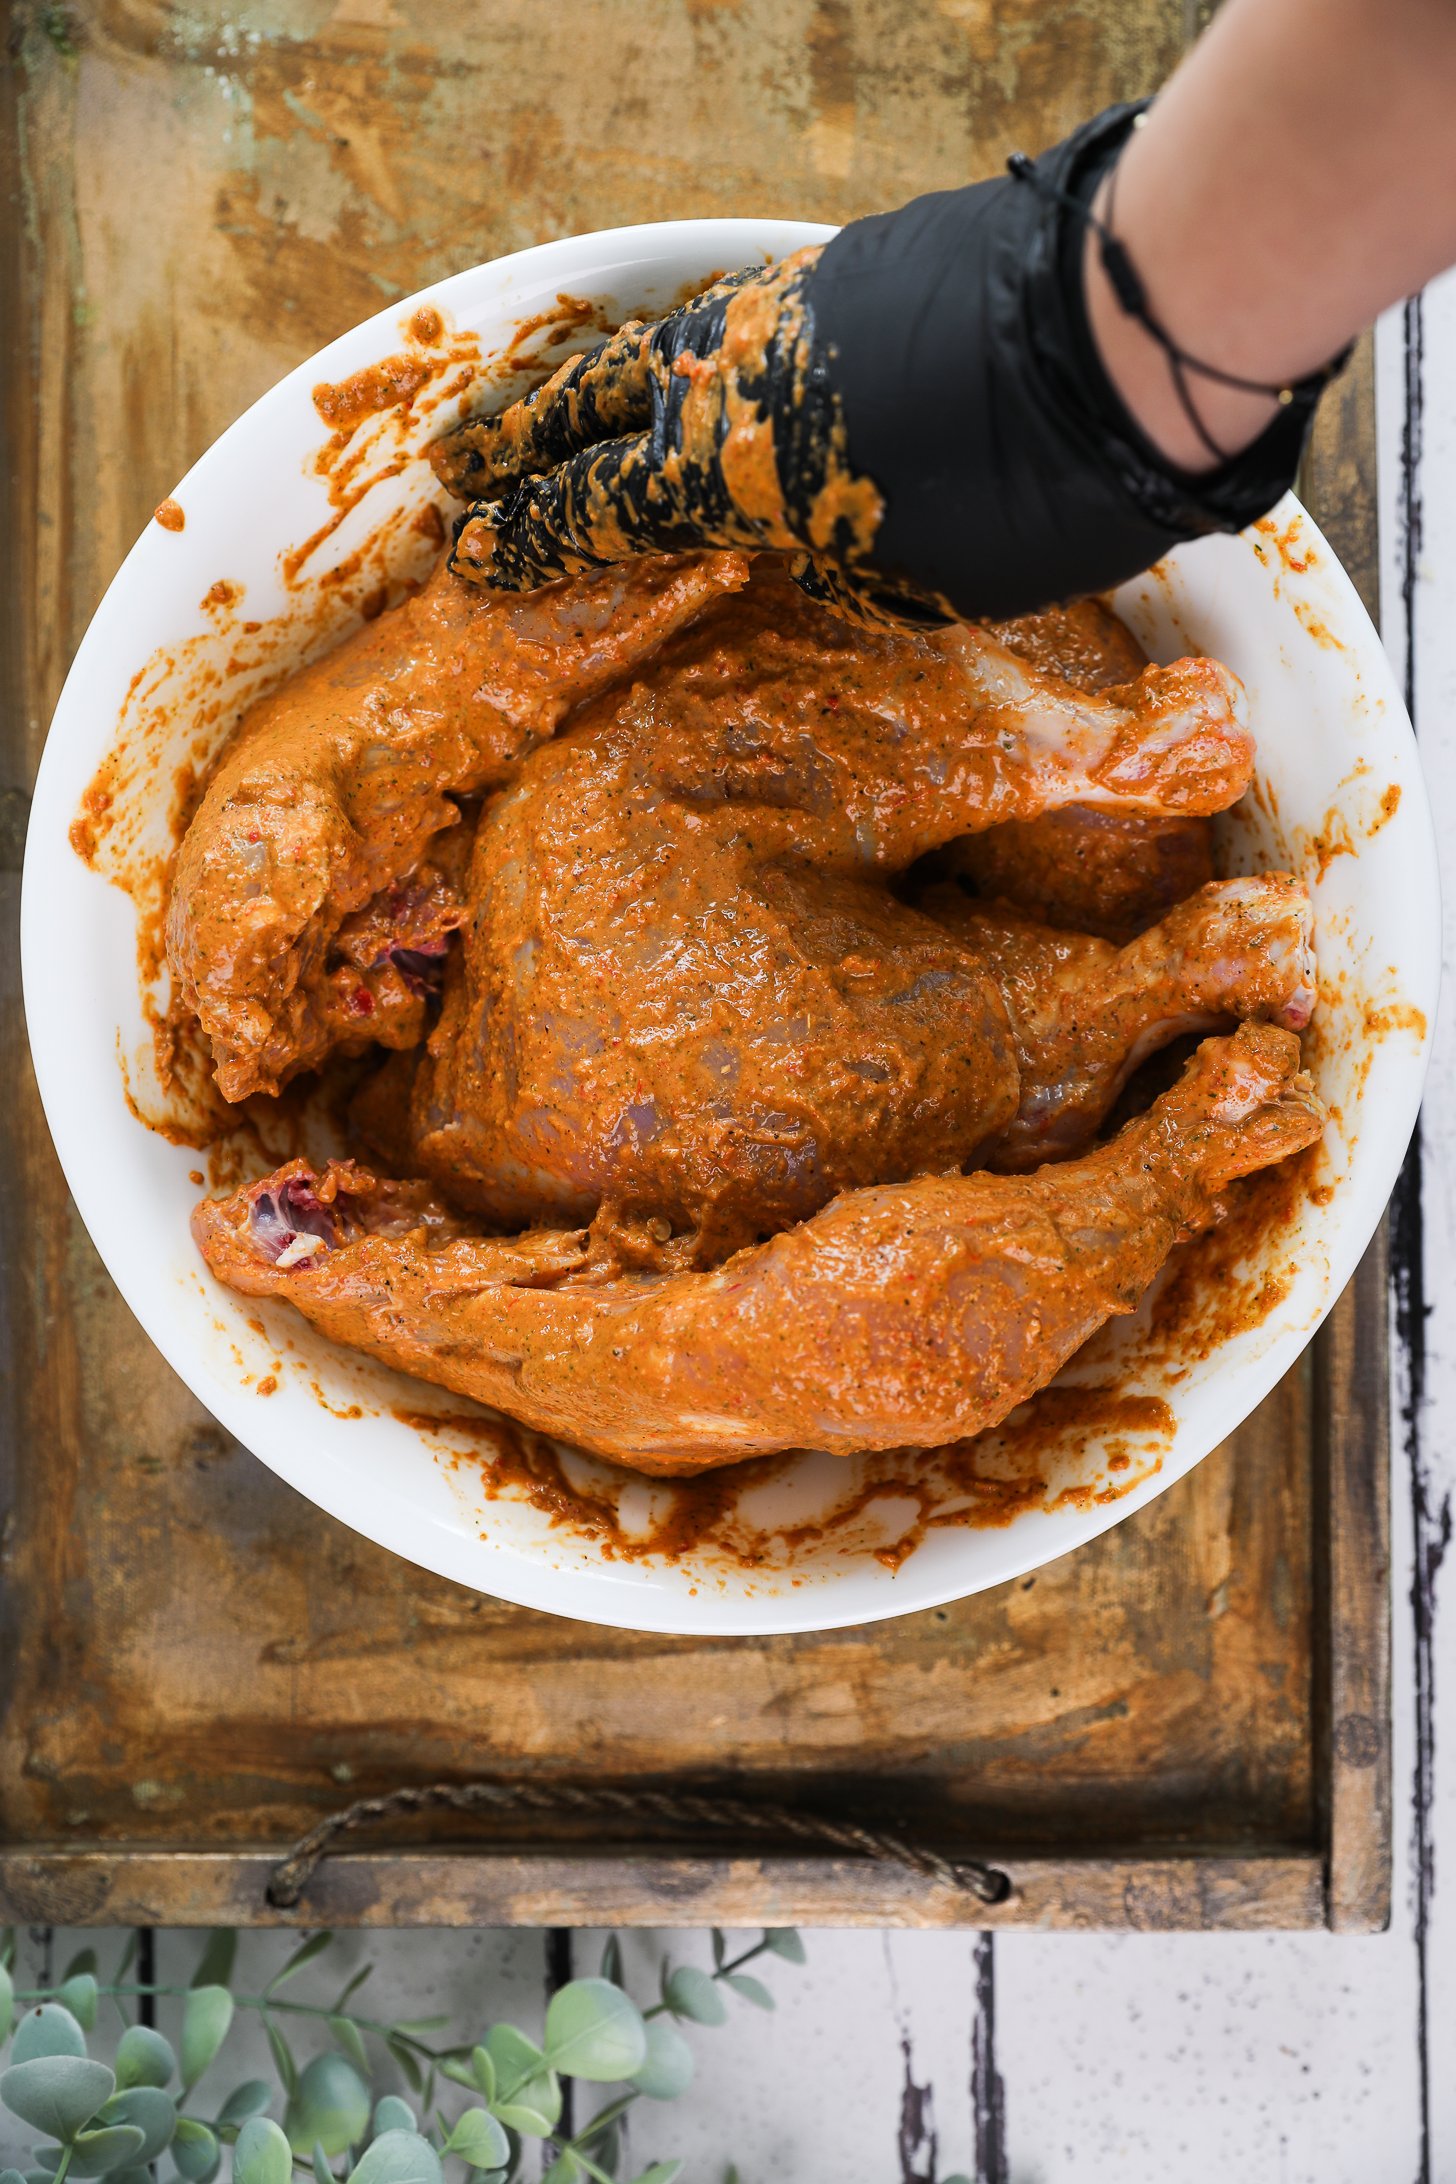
[350,986,375,1016]
[247,828,261,843]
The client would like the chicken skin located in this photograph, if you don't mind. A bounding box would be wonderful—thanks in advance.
[194,1025,1326,1474]
[392,564,1263,1255]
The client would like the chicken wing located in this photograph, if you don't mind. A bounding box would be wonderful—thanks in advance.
[194,1024,1326,1475]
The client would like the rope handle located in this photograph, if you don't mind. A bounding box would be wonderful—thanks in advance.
[266,1778,1013,1910]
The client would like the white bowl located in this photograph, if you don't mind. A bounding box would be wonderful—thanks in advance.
[22,219,1440,1636]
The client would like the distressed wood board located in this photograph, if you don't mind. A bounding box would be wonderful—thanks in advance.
[0,0,1389,1933]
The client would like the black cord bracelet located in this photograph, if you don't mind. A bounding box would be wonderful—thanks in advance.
[1007,137,1352,464]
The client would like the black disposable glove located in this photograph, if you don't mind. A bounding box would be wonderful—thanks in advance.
[432,103,1328,625]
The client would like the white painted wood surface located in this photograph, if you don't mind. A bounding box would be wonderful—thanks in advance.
[5,285,1453,2184]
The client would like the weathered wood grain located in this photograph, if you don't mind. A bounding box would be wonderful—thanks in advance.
[0,1849,1327,1932]
[0,0,1382,1931]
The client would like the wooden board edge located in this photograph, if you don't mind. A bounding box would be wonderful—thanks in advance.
[0,1848,1326,1932]
[1297,326,1393,1931]
[1312,1232,1394,1932]
[1298,327,1380,625]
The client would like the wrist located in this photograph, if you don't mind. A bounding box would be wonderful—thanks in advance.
[1080,172,1282,475]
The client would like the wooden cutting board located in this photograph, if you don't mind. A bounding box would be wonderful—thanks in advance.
[0,0,1387,1932]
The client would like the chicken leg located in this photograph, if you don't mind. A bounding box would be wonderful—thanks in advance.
[194,1024,1325,1476]
[924,874,1317,1171]
[167,549,750,1100]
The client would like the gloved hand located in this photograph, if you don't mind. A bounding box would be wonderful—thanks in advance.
[432,104,1329,626]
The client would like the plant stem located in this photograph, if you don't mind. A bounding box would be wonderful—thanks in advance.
[570,2152,616,2184]
[51,2149,74,2184]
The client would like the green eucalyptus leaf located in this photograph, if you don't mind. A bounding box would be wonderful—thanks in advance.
[437,2062,475,2092]
[663,1968,725,2028]
[935,2175,975,2183]
[171,2118,219,2182]
[443,2110,509,2171]
[710,1930,726,1971]
[231,2118,291,2184]
[488,2087,558,2140]
[723,1973,773,2011]
[490,2097,555,2140]
[626,2165,683,2184]
[179,1989,233,2095]
[25,2152,58,2174]
[541,2158,582,2184]
[467,2047,495,2104]
[312,2146,332,2184]
[0,1963,13,2047]
[263,2024,297,2101]
[1,2057,115,2139]
[346,2129,444,2184]
[0,1932,13,1972]
[267,1933,335,1996]
[382,2039,421,2096]
[190,1934,237,1993]
[333,1967,374,2013]
[629,2020,694,2103]
[111,1938,138,1986]
[215,2083,272,2130]
[371,2097,415,2139]
[97,2086,176,2161]
[386,2020,446,2039]
[10,2007,87,2066]
[598,1936,623,1987]
[328,2018,370,2079]
[284,2054,370,2158]
[480,2027,541,2084]
[65,2125,148,2177]
[761,1928,805,1964]
[60,1953,97,1985]
[57,1979,98,2036]
[113,2027,175,2093]
[0,2168,25,2184]
[22,2171,56,2184]
[542,1981,646,2083]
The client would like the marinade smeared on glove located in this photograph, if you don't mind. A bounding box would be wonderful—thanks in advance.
[434,105,1328,625]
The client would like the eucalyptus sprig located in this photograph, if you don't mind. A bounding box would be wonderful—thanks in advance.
[0,1923,816,2184]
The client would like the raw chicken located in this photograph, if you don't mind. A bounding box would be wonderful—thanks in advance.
[193,1025,1326,1474]
[395,565,1265,1254]
[951,596,1217,937]
[167,550,750,1100]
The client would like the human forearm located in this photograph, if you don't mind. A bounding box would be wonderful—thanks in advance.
[1089,0,1456,469]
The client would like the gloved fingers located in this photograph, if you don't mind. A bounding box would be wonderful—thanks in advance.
[449,425,769,591]
[430,319,657,501]
[791,553,953,632]
[430,268,767,504]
